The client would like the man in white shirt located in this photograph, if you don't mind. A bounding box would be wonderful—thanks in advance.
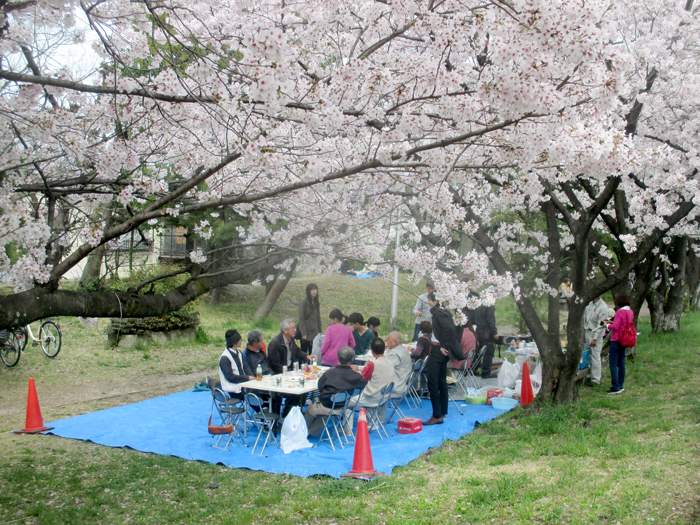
[583,296,608,386]
[378,331,413,422]
[412,280,435,341]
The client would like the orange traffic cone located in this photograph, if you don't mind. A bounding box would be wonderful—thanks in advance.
[342,409,385,479]
[13,378,53,434]
[520,362,535,406]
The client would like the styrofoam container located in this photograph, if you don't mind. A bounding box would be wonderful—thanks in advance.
[491,397,519,411]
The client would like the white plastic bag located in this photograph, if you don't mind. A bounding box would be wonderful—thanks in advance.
[497,360,520,389]
[530,361,543,396]
[280,406,312,454]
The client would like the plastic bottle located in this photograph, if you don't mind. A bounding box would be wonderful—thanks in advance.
[509,340,516,351]
[312,357,318,374]
[256,364,262,381]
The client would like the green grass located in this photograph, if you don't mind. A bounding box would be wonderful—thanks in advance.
[1,275,699,524]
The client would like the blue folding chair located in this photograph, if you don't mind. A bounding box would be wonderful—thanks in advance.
[245,392,281,456]
[211,387,246,448]
[315,391,352,451]
[406,357,429,409]
[358,382,394,440]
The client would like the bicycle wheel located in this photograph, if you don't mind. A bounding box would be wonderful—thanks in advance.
[1,330,21,367]
[17,326,28,352]
[39,321,61,358]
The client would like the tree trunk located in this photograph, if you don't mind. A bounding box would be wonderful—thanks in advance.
[253,261,297,322]
[658,237,687,332]
[209,286,224,306]
[647,237,687,333]
[629,252,659,321]
[80,244,106,288]
[686,241,700,311]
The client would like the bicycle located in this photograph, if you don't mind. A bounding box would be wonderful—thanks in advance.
[0,329,21,367]
[0,320,62,368]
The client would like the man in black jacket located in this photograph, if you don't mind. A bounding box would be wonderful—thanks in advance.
[466,291,500,379]
[267,318,312,417]
[304,346,367,436]
[267,318,311,374]
[244,329,273,376]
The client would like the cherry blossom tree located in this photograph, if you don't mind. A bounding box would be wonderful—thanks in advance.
[0,0,634,335]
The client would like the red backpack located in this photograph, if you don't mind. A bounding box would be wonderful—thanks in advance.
[619,321,637,348]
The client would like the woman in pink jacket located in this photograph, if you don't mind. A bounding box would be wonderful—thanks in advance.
[320,308,355,366]
[606,294,634,395]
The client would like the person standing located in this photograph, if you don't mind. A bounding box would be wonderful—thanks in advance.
[412,280,435,341]
[298,283,322,355]
[467,291,500,379]
[349,312,374,356]
[606,294,634,395]
[424,293,465,425]
[320,309,355,366]
[583,296,608,387]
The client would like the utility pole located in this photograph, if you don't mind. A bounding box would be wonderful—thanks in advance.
[389,217,401,330]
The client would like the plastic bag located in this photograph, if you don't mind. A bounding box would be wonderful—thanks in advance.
[497,360,520,389]
[280,406,312,454]
[530,361,543,396]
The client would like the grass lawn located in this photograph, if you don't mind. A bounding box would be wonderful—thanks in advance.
[1,274,699,524]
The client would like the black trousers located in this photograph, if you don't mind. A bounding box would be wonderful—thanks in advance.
[300,338,312,355]
[273,393,308,417]
[477,329,495,377]
[426,348,449,419]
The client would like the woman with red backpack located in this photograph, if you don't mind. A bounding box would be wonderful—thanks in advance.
[605,294,636,395]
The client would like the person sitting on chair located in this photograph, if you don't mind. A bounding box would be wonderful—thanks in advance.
[267,318,311,374]
[304,347,367,437]
[343,337,395,434]
[243,329,273,376]
[378,331,413,421]
[218,330,255,400]
[267,318,311,417]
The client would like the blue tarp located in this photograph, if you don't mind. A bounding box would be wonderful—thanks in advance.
[46,391,507,478]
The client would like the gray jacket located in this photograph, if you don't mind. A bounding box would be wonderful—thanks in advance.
[413,292,432,325]
[583,299,608,342]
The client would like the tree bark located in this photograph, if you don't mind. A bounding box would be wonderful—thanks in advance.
[253,260,297,322]
[79,244,106,287]
[685,241,700,311]
[0,251,292,328]
[648,236,687,332]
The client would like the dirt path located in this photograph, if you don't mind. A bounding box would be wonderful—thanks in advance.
[1,368,218,432]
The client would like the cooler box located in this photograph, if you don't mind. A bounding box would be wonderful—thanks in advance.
[579,347,590,370]
[398,417,422,434]
[487,388,504,405]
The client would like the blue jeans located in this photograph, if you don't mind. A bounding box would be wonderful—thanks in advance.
[413,324,421,342]
[609,340,626,391]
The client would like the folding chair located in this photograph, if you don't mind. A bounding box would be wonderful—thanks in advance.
[465,345,487,390]
[211,387,246,448]
[452,352,474,394]
[385,369,416,423]
[407,357,429,410]
[360,382,394,440]
[447,379,464,415]
[245,392,281,456]
[315,391,352,451]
